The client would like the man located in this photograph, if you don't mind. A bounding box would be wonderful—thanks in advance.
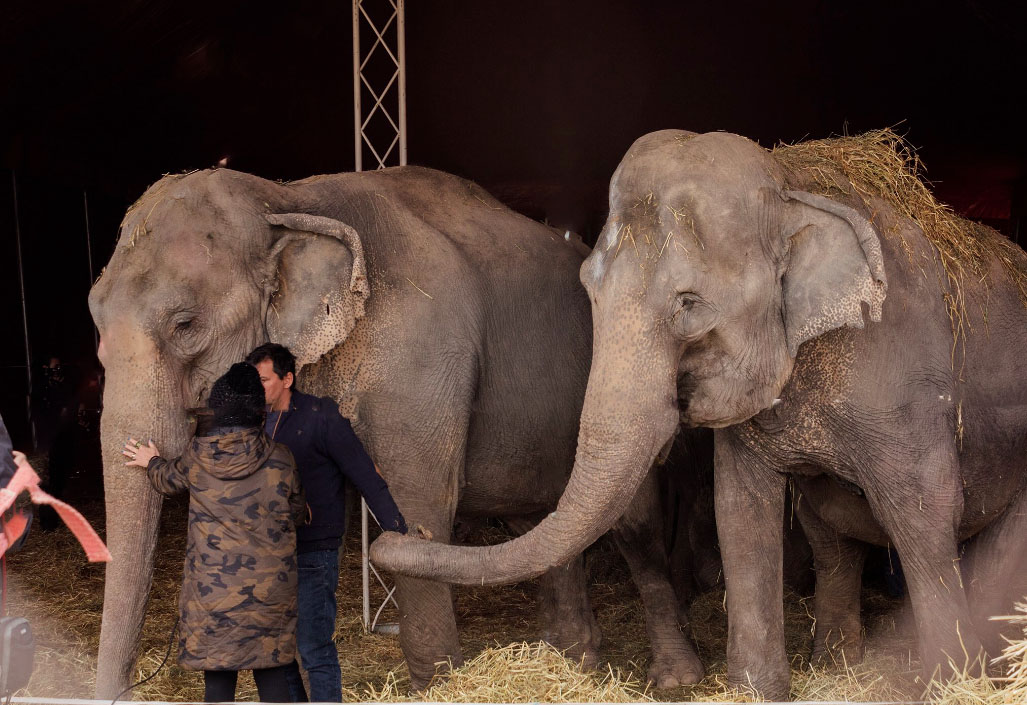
[246,343,407,702]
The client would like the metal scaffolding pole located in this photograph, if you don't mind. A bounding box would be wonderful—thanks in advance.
[84,190,98,351]
[11,172,35,450]
[354,0,407,635]
[352,1,363,173]
[397,1,407,166]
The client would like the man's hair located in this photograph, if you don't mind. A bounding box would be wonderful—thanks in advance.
[245,343,297,380]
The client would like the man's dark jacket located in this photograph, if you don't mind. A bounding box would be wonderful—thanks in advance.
[264,390,406,553]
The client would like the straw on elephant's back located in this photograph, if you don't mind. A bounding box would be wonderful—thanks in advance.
[773,129,1027,310]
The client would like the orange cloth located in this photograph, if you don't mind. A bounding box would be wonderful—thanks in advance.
[0,455,110,562]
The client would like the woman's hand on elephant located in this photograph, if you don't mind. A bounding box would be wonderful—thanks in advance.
[123,438,159,468]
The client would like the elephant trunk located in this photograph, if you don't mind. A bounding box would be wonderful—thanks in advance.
[94,335,189,698]
[371,303,680,585]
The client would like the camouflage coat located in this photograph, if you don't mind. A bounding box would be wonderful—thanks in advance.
[147,427,304,671]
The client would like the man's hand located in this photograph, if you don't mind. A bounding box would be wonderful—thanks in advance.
[413,524,433,541]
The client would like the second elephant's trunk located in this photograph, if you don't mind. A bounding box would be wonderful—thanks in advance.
[371,306,681,585]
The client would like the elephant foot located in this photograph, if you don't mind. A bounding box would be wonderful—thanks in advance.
[647,650,704,688]
[810,629,864,668]
[543,618,602,670]
[728,674,789,704]
[563,642,601,671]
[537,556,603,668]
[407,655,461,692]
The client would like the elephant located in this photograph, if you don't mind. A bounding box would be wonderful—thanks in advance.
[370,130,1027,700]
[658,429,813,610]
[87,165,706,697]
[658,429,722,605]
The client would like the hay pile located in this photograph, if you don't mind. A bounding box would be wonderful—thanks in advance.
[8,489,1027,703]
[4,488,193,699]
[773,129,1027,326]
[348,642,651,703]
[927,602,1027,705]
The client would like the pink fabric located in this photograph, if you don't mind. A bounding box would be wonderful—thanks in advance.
[0,456,111,562]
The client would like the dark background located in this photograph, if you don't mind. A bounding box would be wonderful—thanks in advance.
[1,0,1025,447]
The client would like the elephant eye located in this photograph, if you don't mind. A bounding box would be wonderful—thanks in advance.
[675,292,699,313]
[168,313,202,342]
[669,292,716,342]
[165,314,208,359]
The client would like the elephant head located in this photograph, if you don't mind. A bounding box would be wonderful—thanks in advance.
[370,130,886,584]
[88,169,369,697]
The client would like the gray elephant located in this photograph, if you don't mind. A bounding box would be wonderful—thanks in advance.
[88,165,704,697]
[371,130,1027,700]
[659,429,813,609]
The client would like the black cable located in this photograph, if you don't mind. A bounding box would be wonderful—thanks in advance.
[110,616,179,705]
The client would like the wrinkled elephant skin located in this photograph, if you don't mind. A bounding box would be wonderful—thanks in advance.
[371,132,1027,700]
[89,166,704,696]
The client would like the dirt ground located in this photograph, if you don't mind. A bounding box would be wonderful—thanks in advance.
[5,479,931,702]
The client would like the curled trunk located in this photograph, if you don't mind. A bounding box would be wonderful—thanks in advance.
[371,306,680,585]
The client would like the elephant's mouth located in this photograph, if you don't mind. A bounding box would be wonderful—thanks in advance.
[676,370,750,428]
[676,370,698,423]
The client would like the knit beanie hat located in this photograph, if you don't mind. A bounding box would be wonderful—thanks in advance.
[208,362,266,429]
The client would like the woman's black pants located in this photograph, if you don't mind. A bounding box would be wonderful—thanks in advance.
[203,664,293,702]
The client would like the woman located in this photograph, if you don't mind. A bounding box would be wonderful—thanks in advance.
[125,363,304,702]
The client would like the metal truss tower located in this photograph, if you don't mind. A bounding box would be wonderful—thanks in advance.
[353,0,407,171]
[353,0,406,634]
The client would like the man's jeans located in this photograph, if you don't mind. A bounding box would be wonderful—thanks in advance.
[286,548,342,703]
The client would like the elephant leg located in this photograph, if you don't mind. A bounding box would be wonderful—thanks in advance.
[392,572,461,690]
[686,488,724,594]
[679,429,722,596]
[363,407,468,691]
[962,485,1027,658]
[715,431,790,701]
[665,493,698,612]
[505,515,602,668]
[389,506,462,690]
[793,494,867,666]
[612,468,705,687]
[861,445,985,683]
[538,556,603,668]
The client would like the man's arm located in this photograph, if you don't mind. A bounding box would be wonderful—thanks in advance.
[322,406,407,533]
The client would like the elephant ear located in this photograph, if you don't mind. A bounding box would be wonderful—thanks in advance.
[778,190,888,357]
[263,213,370,368]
